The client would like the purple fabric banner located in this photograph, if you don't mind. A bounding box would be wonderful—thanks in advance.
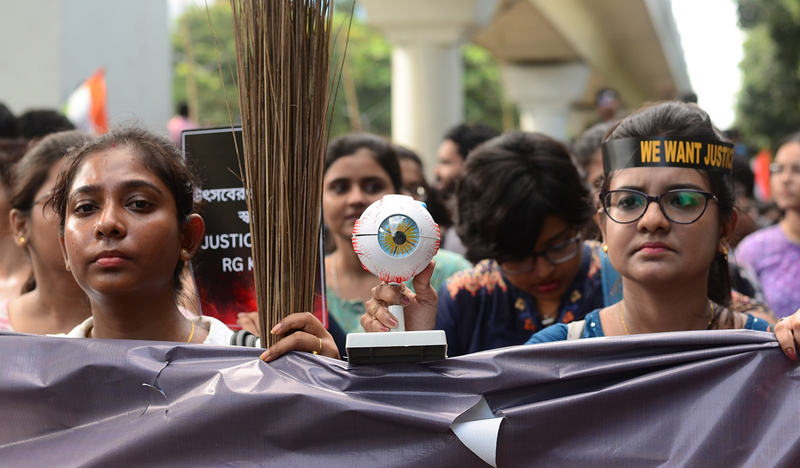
[0,330,798,467]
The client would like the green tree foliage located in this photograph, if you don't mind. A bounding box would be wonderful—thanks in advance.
[736,0,800,150]
[172,1,239,127]
[172,2,511,136]
[463,44,509,132]
[328,11,393,137]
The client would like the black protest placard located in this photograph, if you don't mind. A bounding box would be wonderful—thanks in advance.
[183,127,327,328]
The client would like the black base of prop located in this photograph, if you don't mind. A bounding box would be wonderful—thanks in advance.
[346,330,447,364]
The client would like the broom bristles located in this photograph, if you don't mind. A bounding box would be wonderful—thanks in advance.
[231,0,333,346]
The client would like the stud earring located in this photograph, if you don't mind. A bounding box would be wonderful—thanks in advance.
[602,244,608,253]
[18,236,24,244]
[722,246,728,261]
[181,248,190,257]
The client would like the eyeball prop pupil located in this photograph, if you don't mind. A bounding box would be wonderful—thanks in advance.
[378,214,419,258]
[393,231,407,245]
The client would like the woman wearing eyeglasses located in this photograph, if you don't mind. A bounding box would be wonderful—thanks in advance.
[736,133,800,319]
[523,102,800,356]
[362,131,607,356]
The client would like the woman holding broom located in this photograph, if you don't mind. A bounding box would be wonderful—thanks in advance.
[49,127,338,360]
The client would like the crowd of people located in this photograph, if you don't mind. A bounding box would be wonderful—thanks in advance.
[0,98,799,363]
[363,101,800,360]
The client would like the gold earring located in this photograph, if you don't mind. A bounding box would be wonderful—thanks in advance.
[602,244,608,253]
[18,236,25,244]
[722,246,728,261]
[181,248,189,257]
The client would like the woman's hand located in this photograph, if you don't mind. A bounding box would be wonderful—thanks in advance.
[259,312,339,362]
[774,310,800,361]
[361,260,438,332]
[237,312,260,335]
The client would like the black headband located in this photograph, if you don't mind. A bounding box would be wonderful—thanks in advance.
[601,137,734,174]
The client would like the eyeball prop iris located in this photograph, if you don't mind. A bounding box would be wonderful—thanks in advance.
[378,215,420,258]
[352,194,440,284]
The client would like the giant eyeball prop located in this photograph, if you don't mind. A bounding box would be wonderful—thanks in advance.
[352,194,440,285]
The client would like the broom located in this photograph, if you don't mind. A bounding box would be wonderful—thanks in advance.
[230,0,334,346]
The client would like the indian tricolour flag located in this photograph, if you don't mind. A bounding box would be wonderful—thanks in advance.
[64,68,108,134]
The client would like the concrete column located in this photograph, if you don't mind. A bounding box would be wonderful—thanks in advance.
[360,0,498,170]
[502,62,590,141]
[0,0,62,111]
[391,39,462,169]
[0,0,171,131]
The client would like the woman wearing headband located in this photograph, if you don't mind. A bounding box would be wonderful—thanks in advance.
[524,102,799,358]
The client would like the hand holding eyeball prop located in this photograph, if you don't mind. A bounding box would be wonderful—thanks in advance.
[352,194,440,331]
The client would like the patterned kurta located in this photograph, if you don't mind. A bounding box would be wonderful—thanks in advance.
[436,242,605,357]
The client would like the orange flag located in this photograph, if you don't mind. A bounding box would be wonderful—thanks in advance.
[64,68,108,134]
[752,148,772,202]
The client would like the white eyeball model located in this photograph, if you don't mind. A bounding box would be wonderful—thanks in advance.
[347,194,448,362]
[352,194,440,286]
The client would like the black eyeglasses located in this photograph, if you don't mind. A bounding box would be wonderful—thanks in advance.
[500,233,581,276]
[600,189,718,225]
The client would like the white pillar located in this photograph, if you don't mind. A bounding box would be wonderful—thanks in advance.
[391,39,462,167]
[360,0,498,170]
[502,62,590,141]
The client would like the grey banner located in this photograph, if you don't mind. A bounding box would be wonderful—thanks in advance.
[0,330,797,467]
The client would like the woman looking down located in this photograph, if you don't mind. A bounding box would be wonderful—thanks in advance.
[363,131,605,356]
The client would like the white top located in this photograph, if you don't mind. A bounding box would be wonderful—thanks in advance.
[57,315,234,345]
